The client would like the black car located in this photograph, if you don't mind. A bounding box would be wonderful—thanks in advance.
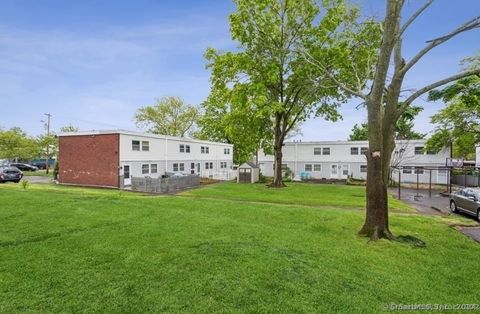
[0,166,23,183]
[9,163,38,171]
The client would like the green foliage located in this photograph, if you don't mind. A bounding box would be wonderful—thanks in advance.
[348,106,425,141]
[53,162,60,180]
[0,127,39,160]
[59,124,79,133]
[426,75,480,159]
[134,96,200,137]
[200,0,375,166]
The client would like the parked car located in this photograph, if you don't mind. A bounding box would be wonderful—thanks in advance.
[9,163,38,171]
[450,188,480,220]
[0,166,23,183]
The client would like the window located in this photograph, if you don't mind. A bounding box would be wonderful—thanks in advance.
[314,147,322,155]
[322,147,330,155]
[282,164,288,170]
[141,141,149,151]
[205,162,213,169]
[132,140,140,151]
[180,144,185,153]
[150,164,158,174]
[314,164,321,172]
[360,165,367,173]
[350,147,359,155]
[186,145,190,153]
[360,147,368,155]
[414,146,424,155]
[201,146,210,154]
[414,167,424,174]
[426,150,435,155]
[142,164,149,174]
[403,166,413,174]
[179,163,185,171]
[305,164,313,172]
[224,148,230,155]
[191,163,195,169]
[173,163,178,171]
[220,162,227,169]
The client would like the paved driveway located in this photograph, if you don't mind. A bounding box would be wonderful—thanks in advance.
[389,187,449,215]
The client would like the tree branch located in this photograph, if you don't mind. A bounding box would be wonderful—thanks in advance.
[398,68,480,114]
[399,0,434,37]
[302,49,367,99]
[401,16,480,75]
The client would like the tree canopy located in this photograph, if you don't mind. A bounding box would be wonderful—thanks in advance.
[134,97,200,138]
[0,127,39,161]
[426,75,480,159]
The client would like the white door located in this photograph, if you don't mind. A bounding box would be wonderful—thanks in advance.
[341,164,350,179]
[123,165,131,186]
[330,164,339,179]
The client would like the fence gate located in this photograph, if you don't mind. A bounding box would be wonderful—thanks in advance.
[239,168,251,183]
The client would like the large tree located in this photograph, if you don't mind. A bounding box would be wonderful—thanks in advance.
[134,96,200,138]
[349,105,425,141]
[203,0,379,187]
[307,0,480,240]
[0,127,39,161]
[426,75,480,159]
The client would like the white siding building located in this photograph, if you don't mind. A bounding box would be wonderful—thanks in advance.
[257,140,450,184]
[59,130,234,188]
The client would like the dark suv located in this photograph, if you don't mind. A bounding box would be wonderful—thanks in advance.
[0,166,23,183]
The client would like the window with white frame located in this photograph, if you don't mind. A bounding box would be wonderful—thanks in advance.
[132,140,140,151]
[313,164,321,172]
[220,162,227,169]
[402,166,413,174]
[414,167,424,174]
[150,164,158,174]
[351,147,359,155]
[180,144,185,153]
[224,148,230,155]
[360,147,368,155]
[173,163,179,172]
[414,146,424,155]
[305,164,313,172]
[141,141,149,151]
[179,163,185,171]
[201,146,210,154]
[322,147,330,155]
[186,145,190,153]
[205,162,213,169]
[142,164,149,174]
[314,147,321,155]
[360,165,367,173]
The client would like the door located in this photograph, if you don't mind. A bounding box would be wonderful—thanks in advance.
[330,165,339,179]
[239,168,251,183]
[191,162,195,175]
[341,164,350,179]
[123,165,131,186]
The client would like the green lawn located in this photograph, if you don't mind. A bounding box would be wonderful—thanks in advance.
[0,183,479,312]
[182,182,413,212]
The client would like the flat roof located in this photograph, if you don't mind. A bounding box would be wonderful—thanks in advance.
[58,129,233,147]
[283,139,427,145]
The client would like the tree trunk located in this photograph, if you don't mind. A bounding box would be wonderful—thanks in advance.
[270,114,286,188]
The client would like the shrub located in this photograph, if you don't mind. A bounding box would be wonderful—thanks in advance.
[21,180,29,190]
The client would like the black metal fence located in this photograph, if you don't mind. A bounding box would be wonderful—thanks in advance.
[131,175,200,193]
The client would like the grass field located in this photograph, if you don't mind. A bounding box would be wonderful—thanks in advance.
[182,182,413,212]
[0,183,479,312]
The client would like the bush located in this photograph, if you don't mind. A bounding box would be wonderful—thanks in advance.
[21,180,29,190]
[53,162,59,180]
[258,171,267,183]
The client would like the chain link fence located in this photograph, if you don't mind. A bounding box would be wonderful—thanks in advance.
[131,175,200,193]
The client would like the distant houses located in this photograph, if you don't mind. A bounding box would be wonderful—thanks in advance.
[258,140,450,184]
[58,130,234,188]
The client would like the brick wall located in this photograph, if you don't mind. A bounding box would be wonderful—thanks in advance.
[59,134,120,188]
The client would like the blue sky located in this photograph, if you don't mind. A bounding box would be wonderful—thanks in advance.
[0,0,478,140]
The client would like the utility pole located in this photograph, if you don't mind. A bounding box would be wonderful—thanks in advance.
[44,113,51,174]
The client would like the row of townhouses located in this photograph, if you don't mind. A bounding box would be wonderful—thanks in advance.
[58,130,234,188]
[257,140,451,184]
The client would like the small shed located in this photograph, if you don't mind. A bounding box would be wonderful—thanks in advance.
[237,162,260,183]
